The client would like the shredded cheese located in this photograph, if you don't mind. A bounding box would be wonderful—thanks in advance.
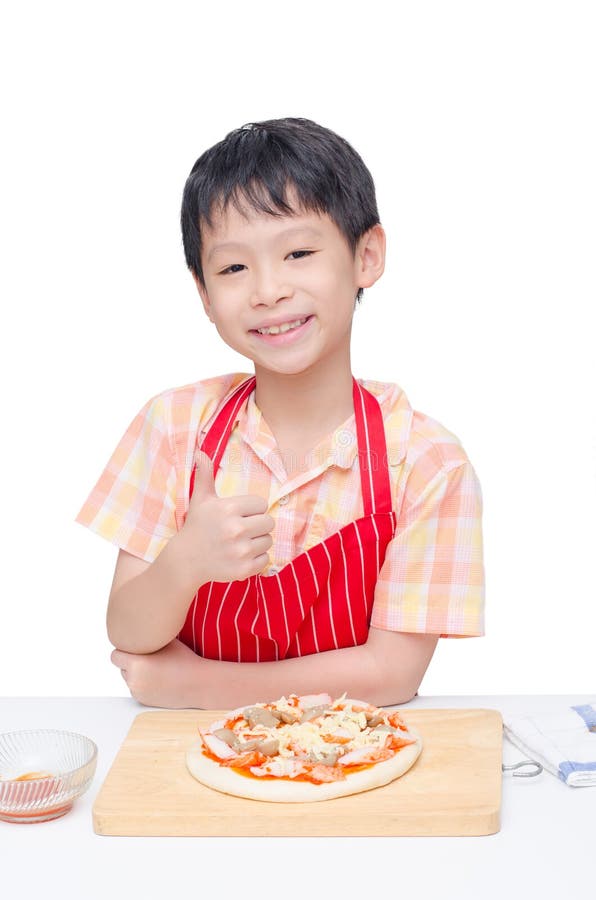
[227,695,410,759]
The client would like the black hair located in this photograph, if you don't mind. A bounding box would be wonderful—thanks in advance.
[180,117,380,305]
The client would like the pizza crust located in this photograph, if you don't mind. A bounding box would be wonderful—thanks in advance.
[185,710,422,803]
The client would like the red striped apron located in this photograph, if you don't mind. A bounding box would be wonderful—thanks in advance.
[178,376,397,662]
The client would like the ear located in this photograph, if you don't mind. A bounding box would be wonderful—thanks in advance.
[192,272,215,322]
[355,223,386,289]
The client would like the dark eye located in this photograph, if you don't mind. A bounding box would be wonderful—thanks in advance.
[287,250,314,260]
[219,264,245,275]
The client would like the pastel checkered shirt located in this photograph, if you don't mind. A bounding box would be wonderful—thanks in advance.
[75,372,485,638]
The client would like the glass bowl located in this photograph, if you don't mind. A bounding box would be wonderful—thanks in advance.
[0,730,98,823]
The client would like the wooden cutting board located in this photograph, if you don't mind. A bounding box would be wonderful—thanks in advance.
[92,708,502,837]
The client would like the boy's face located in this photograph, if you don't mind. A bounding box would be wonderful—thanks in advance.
[194,189,385,379]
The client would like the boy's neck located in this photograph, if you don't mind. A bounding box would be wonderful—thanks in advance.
[252,357,354,440]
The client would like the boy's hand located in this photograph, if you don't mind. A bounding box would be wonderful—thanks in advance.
[180,450,275,584]
[111,639,206,708]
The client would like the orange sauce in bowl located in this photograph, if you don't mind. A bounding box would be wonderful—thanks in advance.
[0,772,69,821]
[13,771,54,781]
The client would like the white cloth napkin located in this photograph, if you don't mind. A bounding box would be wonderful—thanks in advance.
[503,702,596,786]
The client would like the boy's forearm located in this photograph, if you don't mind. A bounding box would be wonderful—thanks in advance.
[193,641,415,710]
[107,532,204,653]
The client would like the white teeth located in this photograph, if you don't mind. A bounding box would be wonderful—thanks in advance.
[257,317,308,335]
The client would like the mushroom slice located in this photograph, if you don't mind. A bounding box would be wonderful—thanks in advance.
[254,738,280,757]
[308,749,339,766]
[212,728,241,750]
[300,704,330,723]
[365,712,385,727]
[243,706,280,729]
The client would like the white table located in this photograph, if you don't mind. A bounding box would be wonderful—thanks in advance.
[1,695,593,899]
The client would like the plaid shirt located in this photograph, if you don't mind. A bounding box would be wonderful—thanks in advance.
[75,372,485,638]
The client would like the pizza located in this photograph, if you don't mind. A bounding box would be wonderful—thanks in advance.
[186,692,422,802]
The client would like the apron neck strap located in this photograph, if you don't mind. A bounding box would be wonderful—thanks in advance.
[196,375,392,515]
[199,376,257,474]
[352,377,392,515]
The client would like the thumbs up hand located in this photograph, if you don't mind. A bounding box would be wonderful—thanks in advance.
[181,450,275,586]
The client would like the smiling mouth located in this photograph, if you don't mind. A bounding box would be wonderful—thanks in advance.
[250,316,313,336]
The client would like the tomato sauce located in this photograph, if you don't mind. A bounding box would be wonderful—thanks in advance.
[1,774,70,821]
[200,747,382,784]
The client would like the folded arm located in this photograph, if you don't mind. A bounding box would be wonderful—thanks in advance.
[111,628,438,709]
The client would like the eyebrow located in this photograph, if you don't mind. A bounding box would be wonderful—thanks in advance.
[206,226,324,263]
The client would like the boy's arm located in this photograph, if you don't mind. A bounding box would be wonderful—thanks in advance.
[194,627,439,708]
[106,451,275,653]
[110,628,439,709]
[106,541,205,653]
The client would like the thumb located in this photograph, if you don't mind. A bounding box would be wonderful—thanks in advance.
[192,450,217,499]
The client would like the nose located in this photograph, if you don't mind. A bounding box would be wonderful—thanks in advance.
[249,264,294,308]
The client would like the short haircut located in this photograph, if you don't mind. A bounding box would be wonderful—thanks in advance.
[180,117,380,305]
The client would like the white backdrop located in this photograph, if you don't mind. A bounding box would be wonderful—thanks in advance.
[1,0,594,698]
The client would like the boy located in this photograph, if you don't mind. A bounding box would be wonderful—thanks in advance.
[75,117,485,709]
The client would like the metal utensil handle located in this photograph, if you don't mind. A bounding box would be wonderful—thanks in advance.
[502,760,543,778]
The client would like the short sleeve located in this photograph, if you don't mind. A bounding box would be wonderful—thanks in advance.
[74,394,178,563]
[371,460,485,637]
